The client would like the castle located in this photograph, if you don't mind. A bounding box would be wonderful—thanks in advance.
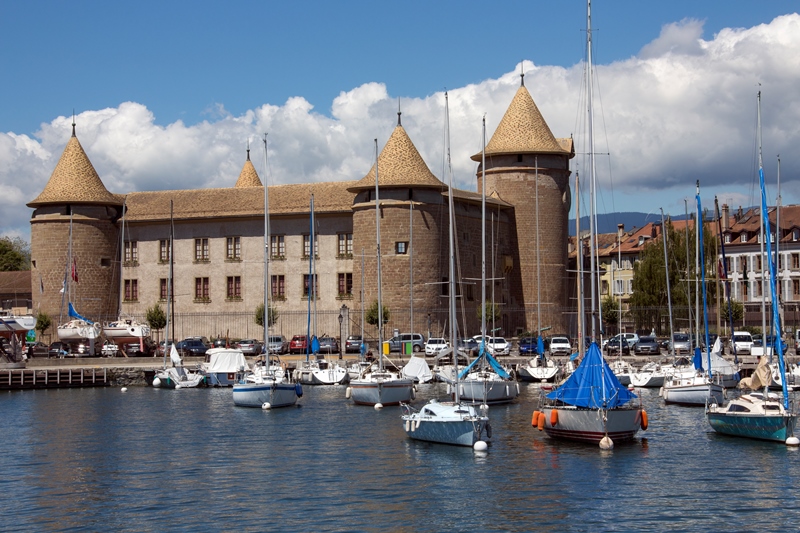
[28,81,574,342]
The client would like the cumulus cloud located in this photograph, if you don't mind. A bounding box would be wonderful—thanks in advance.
[3,13,799,240]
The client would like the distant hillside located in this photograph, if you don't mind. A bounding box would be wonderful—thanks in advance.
[568,212,689,236]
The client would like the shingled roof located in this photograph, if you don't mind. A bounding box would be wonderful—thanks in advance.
[471,85,571,161]
[348,123,444,192]
[123,181,358,222]
[234,150,263,188]
[28,129,122,208]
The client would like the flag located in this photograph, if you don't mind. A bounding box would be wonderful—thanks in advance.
[39,275,44,294]
[71,258,78,283]
[59,279,65,294]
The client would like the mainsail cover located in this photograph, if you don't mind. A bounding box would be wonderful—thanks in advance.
[458,346,510,380]
[546,342,636,409]
[67,302,92,323]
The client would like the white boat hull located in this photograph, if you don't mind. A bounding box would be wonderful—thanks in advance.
[402,401,490,447]
[349,377,414,406]
[518,360,561,382]
[294,360,350,385]
[539,405,642,444]
[232,381,301,408]
[103,321,151,344]
[58,320,101,341]
[454,375,519,405]
[153,367,206,389]
[662,379,724,406]
[707,393,797,442]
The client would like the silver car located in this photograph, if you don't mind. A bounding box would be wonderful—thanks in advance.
[267,335,288,354]
[237,339,263,355]
[670,333,692,355]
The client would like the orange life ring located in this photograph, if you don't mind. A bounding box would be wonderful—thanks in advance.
[537,413,546,431]
[640,409,648,431]
[531,410,541,427]
[550,409,558,427]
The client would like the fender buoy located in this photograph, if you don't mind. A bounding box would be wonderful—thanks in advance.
[295,383,303,397]
[405,419,411,432]
[550,409,559,427]
[410,388,415,400]
[640,409,648,431]
[532,410,541,427]
[345,387,352,399]
[537,412,546,431]
[486,423,492,438]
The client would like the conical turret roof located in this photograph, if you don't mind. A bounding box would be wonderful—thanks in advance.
[28,129,122,207]
[234,150,262,188]
[471,85,570,161]
[348,123,444,192]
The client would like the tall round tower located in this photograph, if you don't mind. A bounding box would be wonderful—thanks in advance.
[472,79,574,334]
[349,113,447,334]
[28,124,124,328]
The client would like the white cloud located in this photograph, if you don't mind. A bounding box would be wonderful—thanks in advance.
[3,14,799,242]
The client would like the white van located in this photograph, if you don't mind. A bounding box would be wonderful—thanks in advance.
[732,331,753,355]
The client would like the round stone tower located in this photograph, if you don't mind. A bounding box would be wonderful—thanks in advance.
[28,124,124,328]
[349,113,447,334]
[472,79,574,335]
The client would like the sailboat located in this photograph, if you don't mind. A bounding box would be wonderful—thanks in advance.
[400,107,490,448]
[294,195,349,386]
[233,135,303,408]
[661,182,725,406]
[346,139,414,407]
[153,200,205,389]
[707,92,798,445]
[534,0,645,449]
[103,199,151,349]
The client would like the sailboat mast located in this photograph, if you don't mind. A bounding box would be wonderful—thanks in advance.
[118,199,126,318]
[697,181,712,377]
[695,197,700,346]
[715,197,737,358]
[374,139,384,371]
[757,93,768,359]
[481,115,487,350]
[576,172,584,358]
[661,208,676,359]
[410,201,413,335]
[586,0,600,340]
[684,200,692,342]
[263,134,270,367]
[361,248,365,343]
[446,92,459,402]
[312,195,317,340]
[164,200,173,370]
[536,156,541,339]
[306,196,314,362]
[777,155,783,328]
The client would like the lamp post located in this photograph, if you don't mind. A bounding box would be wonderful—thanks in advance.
[338,304,345,360]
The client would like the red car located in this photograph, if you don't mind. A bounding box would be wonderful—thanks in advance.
[289,335,308,354]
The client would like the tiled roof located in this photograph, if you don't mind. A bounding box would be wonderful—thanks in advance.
[348,125,444,192]
[123,181,358,222]
[28,132,122,207]
[234,155,262,188]
[723,205,800,246]
[471,85,571,161]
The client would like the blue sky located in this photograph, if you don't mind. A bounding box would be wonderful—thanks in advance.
[2,0,799,239]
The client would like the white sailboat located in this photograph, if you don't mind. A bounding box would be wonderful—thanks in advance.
[400,106,490,448]
[346,138,414,407]
[535,0,645,449]
[233,135,303,408]
[707,92,798,445]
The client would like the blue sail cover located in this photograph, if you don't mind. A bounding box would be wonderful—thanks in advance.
[546,342,636,409]
[67,302,92,323]
[537,336,545,360]
[458,347,510,380]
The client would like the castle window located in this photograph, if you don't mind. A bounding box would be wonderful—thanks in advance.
[159,239,169,262]
[124,241,138,265]
[517,155,523,163]
[338,273,353,297]
[303,235,318,259]
[226,276,241,299]
[226,237,241,260]
[303,274,318,299]
[194,238,209,262]
[160,278,168,301]
[271,235,286,259]
[123,279,138,301]
[441,277,448,297]
[271,275,285,299]
[395,241,408,255]
[194,277,210,300]
[338,233,353,258]
[100,258,111,267]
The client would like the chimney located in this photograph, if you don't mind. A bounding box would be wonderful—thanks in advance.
[722,204,730,231]
[737,205,743,220]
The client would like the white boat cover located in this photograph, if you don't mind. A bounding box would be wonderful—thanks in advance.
[204,348,249,372]
[401,356,433,383]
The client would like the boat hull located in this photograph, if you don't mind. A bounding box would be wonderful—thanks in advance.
[662,382,724,406]
[402,402,490,447]
[295,365,350,385]
[232,382,300,408]
[518,363,560,383]
[540,406,641,444]
[349,378,414,406]
[707,411,797,442]
[629,373,665,388]
[454,379,519,405]
[154,368,206,389]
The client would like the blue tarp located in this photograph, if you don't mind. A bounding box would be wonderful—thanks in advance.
[67,302,92,323]
[546,342,637,409]
[458,343,510,380]
[537,336,545,360]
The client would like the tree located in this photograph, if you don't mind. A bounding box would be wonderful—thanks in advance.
[601,296,619,330]
[721,299,744,324]
[145,304,167,337]
[476,302,501,324]
[35,311,51,340]
[365,300,390,327]
[0,237,29,271]
[255,303,278,328]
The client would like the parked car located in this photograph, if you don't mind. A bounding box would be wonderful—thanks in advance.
[317,336,339,354]
[124,337,157,357]
[472,335,510,355]
[634,336,661,356]
[606,337,631,355]
[157,340,175,357]
[425,337,449,356]
[604,333,640,351]
[237,339,263,355]
[267,335,288,354]
[386,333,425,353]
[699,333,719,350]
[670,333,693,355]
[28,341,49,358]
[289,335,308,354]
[549,336,572,357]
[48,341,69,358]
[731,331,753,355]
[345,335,363,353]
[518,337,539,356]
[175,338,210,356]
[101,341,119,357]
[456,338,478,354]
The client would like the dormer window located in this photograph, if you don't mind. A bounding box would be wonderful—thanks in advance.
[794,229,799,241]
[724,234,731,244]
[741,233,747,243]
[770,233,775,243]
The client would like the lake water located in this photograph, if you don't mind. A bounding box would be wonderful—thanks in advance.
[1,382,799,532]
